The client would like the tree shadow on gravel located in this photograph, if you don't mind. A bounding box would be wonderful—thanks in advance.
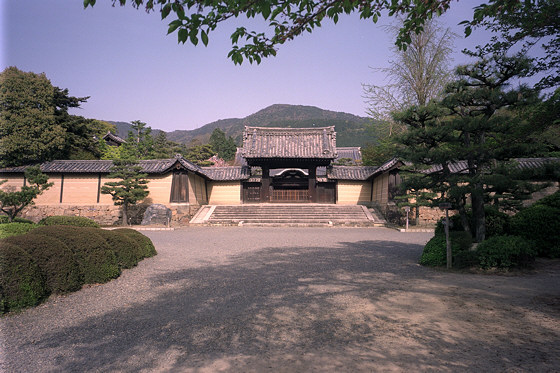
[15,240,560,372]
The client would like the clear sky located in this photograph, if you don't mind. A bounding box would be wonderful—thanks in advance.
[2,0,492,132]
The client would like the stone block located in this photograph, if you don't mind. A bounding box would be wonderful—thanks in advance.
[141,204,172,226]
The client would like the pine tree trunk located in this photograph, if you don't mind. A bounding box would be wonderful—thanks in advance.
[122,204,128,226]
[471,187,486,243]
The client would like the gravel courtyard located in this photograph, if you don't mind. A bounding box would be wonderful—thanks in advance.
[1,227,559,372]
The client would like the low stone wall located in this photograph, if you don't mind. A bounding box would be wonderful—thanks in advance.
[23,205,122,226]
[21,203,203,226]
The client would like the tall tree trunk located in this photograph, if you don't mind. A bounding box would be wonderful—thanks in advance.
[122,203,128,226]
[471,185,486,243]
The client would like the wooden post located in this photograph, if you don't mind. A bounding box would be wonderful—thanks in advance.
[261,166,270,202]
[308,165,317,203]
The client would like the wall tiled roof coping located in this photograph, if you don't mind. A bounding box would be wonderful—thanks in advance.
[327,166,379,181]
[0,156,203,176]
[201,166,251,181]
[241,126,337,159]
[423,157,560,174]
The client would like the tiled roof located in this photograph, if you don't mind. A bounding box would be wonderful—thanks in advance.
[327,166,379,180]
[424,157,560,174]
[241,126,337,159]
[102,131,126,145]
[0,156,203,175]
[335,147,362,163]
[201,166,251,181]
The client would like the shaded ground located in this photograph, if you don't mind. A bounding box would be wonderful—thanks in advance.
[1,227,559,372]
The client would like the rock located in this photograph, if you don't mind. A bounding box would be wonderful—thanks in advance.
[141,204,172,226]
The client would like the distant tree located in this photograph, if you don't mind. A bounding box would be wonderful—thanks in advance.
[209,128,237,161]
[101,159,149,226]
[362,18,455,166]
[0,166,53,222]
[0,67,103,165]
[0,67,65,167]
[184,144,215,166]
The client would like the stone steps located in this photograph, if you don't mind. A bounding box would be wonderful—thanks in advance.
[191,204,386,226]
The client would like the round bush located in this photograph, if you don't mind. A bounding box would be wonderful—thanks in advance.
[0,216,34,224]
[535,190,560,209]
[29,226,120,284]
[113,228,157,259]
[39,216,100,228]
[0,241,47,313]
[88,228,144,269]
[509,205,560,257]
[477,235,537,269]
[5,234,82,294]
[0,222,38,239]
[419,231,473,267]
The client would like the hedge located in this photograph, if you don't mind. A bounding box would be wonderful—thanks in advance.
[0,242,48,313]
[29,226,120,284]
[0,222,38,239]
[534,190,560,209]
[113,228,157,259]
[85,228,145,269]
[477,235,537,269]
[39,215,100,228]
[5,234,82,294]
[508,205,560,258]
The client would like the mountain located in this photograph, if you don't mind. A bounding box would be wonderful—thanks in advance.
[112,104,374,147]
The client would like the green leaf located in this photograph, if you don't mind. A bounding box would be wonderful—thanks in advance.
[465,26,472,37]
[161,3,171,19]
[201,30,208,46]
[190,33,198,46]
[178,28,188,43]
[167,20,182,35]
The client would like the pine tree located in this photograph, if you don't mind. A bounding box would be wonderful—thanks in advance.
[101,159,149,226]
[0,166,53,221]
[397,53,543,242]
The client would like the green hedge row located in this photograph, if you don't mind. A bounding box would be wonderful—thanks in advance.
[0,226,157,313]
[421,190,560,269]
[38,215,100,228]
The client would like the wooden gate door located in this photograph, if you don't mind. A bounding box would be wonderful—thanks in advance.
[316,182,336,204]
[242,182,261,203]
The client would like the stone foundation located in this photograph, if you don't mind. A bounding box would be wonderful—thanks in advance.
[21,203,203,226]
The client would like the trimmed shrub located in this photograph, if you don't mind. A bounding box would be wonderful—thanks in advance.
[535,190,560,209]
[5,234,82,294]
[0,242,47,313]
[477,235,537,269]
[419,231,473,267]
[484,208,510,238]
[0,216,34,224]
[89,228,144,269]
[29,226,120,284]
[509,205,560,257]
[0,222,38,239]
[113,228,157,259]
[39,216,100,228]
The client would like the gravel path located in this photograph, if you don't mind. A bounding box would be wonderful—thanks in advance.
[1,227,559,372]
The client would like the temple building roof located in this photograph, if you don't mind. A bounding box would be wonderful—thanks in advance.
[241,126,337,161]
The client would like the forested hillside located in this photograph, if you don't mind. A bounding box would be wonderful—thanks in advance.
[112,104,375,147]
